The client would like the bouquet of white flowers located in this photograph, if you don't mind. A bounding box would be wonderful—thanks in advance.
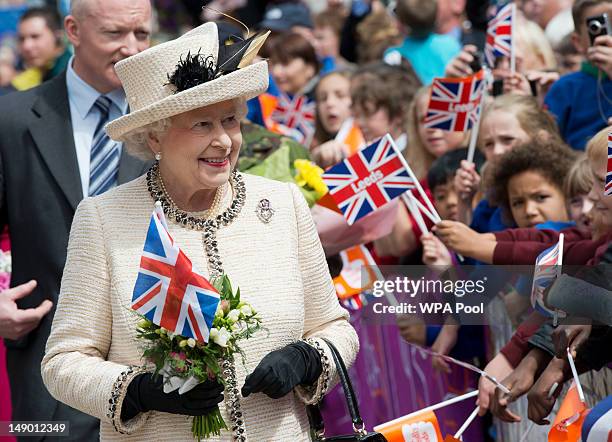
[134,275,263,440]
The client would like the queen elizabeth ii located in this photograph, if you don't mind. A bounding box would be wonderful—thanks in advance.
[41,22,358,441]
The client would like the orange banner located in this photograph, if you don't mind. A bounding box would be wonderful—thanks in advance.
[376,410,443,442]
[333,244,378,300]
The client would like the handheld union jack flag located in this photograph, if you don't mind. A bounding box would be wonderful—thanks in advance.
[270,93,315,146]
[606,132,612,196]
[425,70,485,132]
[530,234,564,318]
[131,204,220,343]
[322,134,415,225]
[485,2,514,67]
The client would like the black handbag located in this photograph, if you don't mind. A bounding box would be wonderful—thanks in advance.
[306,338,387,442]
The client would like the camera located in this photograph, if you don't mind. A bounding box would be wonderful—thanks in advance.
[469,50,484,73]
[586,13,612,45]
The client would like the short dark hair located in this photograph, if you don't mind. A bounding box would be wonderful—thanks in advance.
[491,140,577,224]
[19,6,62,34]
[266,32,320,73]
[571,0,612,32]
[427,148,485,191]
[395,0,437,35]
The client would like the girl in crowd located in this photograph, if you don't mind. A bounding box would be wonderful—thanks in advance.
[310,70,354,168]
[455,94,563,229]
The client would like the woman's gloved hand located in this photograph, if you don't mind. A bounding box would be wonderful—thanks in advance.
[121,373,224,420]
[241,341,322,399]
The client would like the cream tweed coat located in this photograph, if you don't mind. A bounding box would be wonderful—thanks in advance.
[41,173,359,441]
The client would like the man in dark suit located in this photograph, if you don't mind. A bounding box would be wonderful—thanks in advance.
[0,0,152,439]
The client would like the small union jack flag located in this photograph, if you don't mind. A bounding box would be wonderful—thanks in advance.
[606,132,612,196]
[131,204,220,343]
[270,93,315,146]
[531,234,564,318]
[322,134,415,225]
[425,70,485,132]
[485,2,514,67]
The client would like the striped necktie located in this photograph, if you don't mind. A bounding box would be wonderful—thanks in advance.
[89,95,120,196]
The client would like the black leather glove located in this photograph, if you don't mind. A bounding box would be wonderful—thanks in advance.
[121,373,224,420]
[241,341,322,399]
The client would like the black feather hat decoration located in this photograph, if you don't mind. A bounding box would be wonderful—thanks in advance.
[166,31,270,94]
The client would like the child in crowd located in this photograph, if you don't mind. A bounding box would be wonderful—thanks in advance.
[455,94,563,229]
[310,70,355,168]
[564,155,594,234]
[383,0,461,85]
[312,10,351,74]
[435,128,612,420]
[554,33,585,75]
[544,0,612,150]
[350,63,420,145]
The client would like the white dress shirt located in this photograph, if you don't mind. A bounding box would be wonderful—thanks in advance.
[66,57,127,196]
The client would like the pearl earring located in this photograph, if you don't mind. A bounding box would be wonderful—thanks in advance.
[155,152,162,161]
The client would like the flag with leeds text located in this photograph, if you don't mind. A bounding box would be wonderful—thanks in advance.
[424,70,485,132]
[322,134,416,225]
[605,132,611,196]
[131,204,220,343]
[549,382,588,442]
[485,2,514,67]
[530,234,564,318]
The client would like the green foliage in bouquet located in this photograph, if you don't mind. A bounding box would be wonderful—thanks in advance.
[134,274,264,440]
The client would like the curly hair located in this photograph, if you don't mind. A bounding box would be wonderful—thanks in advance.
[490,139,577,224]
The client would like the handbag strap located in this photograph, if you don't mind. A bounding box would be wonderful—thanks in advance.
[307,337,367,438]
[320,338,364,429]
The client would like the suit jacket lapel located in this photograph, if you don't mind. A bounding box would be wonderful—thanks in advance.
[29,73,83,211]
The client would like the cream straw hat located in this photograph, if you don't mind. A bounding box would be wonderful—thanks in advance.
[105,22,269,142]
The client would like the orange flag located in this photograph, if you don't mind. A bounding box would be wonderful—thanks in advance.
[374,410,443,442]
[333,244,378,300]
[444,436,461,442]
[549,382,589,442]
[335,118,366,156]
[317,191,343,214]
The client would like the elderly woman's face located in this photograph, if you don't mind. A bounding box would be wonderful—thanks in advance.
[153,100,243,192]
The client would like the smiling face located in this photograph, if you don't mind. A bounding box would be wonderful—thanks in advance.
[415,92,464,158]
[480,109,530,161]
[65,0,151,93]
[507,170,568,227]
[316,73,352,134]
[150,100,245,204]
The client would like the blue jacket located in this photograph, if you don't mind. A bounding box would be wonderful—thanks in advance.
[544,62,612,150]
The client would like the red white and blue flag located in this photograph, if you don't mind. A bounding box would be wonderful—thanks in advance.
[530,234,564,318]
[424,70,485,132]
[270,93,315,146]
[131,204,220,343]
[322,134,416,225]
[605,131,612,196]
[485,2,514,67]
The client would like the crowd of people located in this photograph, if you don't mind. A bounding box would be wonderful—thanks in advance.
[0,0,610,441]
